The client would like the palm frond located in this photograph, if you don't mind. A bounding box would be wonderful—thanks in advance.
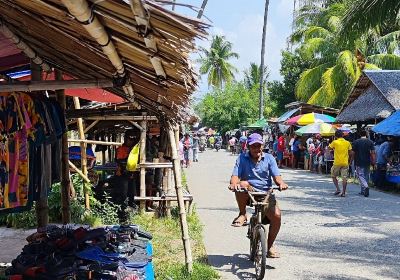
[364,63,381,70]
[368,54,400,69]
[304,26,331,41]
[295,62,332,102]
[374,30,400,54]
[340,0,400,39]
[336,50,357,80]
[300,37,334,60]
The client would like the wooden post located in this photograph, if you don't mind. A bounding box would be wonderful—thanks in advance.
[168,124,193,273]
[55,69,71,224]
[166,168,172,217]
[31,62,49,228]
[139,118,147,211]
[73,97,90,209]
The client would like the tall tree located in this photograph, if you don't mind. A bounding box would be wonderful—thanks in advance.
[341,0,400,37]
[259,0,270,119]
[198,35,239,88]
[197,0,209,19]
[292,1,400,108]
[244,62,269,90]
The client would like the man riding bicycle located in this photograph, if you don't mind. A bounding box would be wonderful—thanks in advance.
[229,133,288,258]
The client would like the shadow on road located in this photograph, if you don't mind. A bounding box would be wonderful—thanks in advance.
[208,253,276,280]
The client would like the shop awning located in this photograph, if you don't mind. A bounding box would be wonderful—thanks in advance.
[372,110,400,136]
[247,118,268,129]
[277,108,300,123]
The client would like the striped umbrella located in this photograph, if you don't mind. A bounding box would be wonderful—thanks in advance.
[295,123,336,136]
[286,113,336,125]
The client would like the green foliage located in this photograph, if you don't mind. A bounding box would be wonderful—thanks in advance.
[0,174,119,229]
[243,62,269,90]
[195,82,271,133]
[131,206,219,280]
[268,51,309,116]
[291,0,400,108]
[197,35,239,88]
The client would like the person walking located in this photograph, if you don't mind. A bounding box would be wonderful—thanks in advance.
[375,136,394,189]
[329,130,353,197]
[352,130,376,197]
[192,133,200,162]
[277,133,285,168]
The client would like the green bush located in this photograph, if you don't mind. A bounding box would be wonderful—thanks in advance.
[162,262,220,280]
[0,174,120,228]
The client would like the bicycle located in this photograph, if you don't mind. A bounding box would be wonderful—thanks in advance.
[240,187,280,280]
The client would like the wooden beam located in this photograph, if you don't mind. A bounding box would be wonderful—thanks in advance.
[84,120,100,133]
[168,124,193,273]
[139,117,147,211]
[66,108,148,119]
[0,79,114,92]
[55,69,71,224]
[128,120,143,131]
[73,97,90,209]
[32,62,49,229]
[68,139,123,146]
[84,116,158,121]
[68,160,91,183]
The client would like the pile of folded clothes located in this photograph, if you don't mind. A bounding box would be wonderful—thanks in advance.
[4,224,154,280]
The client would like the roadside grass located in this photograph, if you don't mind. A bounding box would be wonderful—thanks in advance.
[131,205,219,280]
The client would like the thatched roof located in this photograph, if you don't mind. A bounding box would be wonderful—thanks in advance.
[0,0,208,119]
[337,70,400,123]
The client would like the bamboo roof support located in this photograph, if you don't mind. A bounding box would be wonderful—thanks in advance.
[84,120,100,133]
[68,139,123,146]
[0,21,51,72]
[0,79,113,92]
[130,0,167,78]
[61,0,135,98]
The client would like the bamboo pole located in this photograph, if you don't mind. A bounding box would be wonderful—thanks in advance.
[61,0,135,97]
[0,79,113,92]
[68,139,123,146]
[73,97,90,209]
[84,120,100,133]
[139,118,147,211]
[0,22,51,72]
[68,160,91,183]
[32,62,49,228]
[168,125,193,273]
[55,70,71,224]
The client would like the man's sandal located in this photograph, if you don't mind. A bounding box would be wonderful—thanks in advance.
[231,215,247,227]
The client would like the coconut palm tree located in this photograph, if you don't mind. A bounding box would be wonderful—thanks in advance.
[292,1,400,108]
[244,62,269,90]
[197,35,239,88]
[197,0,208,19]
[341,0,400,36]
[259,0,270,119]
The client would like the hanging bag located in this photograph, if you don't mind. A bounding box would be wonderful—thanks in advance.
[126,143,140,171]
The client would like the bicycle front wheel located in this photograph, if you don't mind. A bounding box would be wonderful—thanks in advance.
[254,227,267,280]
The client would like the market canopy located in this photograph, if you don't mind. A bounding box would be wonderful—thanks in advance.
[247,118,268,129]
[372,110,400,136]
[286,113,335,125]
[295,123,336,136]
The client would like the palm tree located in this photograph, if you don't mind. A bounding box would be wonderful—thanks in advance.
[341,0,400,36]
[197,0,208,19]
[292,1,400,108]
[259,0,270,119]
[198,35,239,88]
[244,62,269,90]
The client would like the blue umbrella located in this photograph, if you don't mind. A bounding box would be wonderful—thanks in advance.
[372,110,400,136]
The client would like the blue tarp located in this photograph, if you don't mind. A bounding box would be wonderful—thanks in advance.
[277,108,299,123]
[372,110,400,136]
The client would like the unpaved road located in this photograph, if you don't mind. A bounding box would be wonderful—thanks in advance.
[186,149,400,280]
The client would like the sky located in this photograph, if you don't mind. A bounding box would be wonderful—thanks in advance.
[173,0,294,99]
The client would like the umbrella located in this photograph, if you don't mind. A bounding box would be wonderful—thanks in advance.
[295,123,336,136]
[372,110,400,136]
[286,113,336,125]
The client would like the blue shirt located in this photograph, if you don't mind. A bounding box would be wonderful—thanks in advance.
[232,152,280,191]
[292,140,300,152]
[377,141,391,165]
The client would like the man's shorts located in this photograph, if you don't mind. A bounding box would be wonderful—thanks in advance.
[276,151,283,160]
[331,165,349,178]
